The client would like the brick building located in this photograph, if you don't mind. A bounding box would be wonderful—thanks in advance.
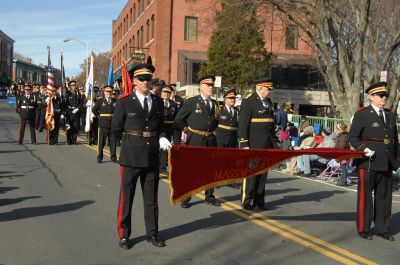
[112,0,329,115]
[0,30,14,88]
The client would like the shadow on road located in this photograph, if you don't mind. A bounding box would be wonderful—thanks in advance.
[220,188,301,202]
[267,176,297,184]
[0,150,31,154]
[0,196,42,207]
[0,186,19,194]
[0,200,95,222]
[268,190,346,208]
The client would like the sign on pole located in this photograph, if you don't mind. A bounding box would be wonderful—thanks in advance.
[380,71,387,82]
[132,51,146,62]
[214,76,222,88]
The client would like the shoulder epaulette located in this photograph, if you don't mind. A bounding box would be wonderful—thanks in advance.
[356,106,366,112]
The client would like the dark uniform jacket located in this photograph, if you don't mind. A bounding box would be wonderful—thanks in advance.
[349,105,399,171]
[17,94,36,119]
[66,92,84,112]
[238,92,276,149]
[173,95,184,111]
[36,92,46,110]
[111,93,165,167]
[215,105,238,146]
[162,99,178,139]
[51,94,63,114]
[174,95,219,144]
[92,97,117,128]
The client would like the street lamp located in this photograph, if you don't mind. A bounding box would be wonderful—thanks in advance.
[63,38,89,82]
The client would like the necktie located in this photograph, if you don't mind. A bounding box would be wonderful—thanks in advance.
[144,97,149,116]
[379,109,385,124]
[206,99,211,112]
[230,107,233,117]
[165,101,169,108]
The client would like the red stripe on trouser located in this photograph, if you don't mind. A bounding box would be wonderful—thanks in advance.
[18,119,22,142]
[117,165,125,238]
[358,168,365,233]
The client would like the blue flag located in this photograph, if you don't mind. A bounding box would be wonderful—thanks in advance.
[107,60,114,86]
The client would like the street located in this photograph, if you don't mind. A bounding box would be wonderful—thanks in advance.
[0,99,399,265]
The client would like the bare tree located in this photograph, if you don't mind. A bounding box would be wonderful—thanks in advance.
[244,0,400,118]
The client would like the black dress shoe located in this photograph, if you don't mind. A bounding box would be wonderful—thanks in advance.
[295,171,304,176]
[301,173,312,178]
[205,197,221,206]
[119,238,130,249]
[97,158,102,163]
[111,157,117,163]
[256,204,268,211]
[359,232,373,240]
[181,201,191,208]
[376,232,395,241]
[146,235,166,247]
[242,204,254,210]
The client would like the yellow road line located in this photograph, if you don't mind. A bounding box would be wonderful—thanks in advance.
[62,131,377,265]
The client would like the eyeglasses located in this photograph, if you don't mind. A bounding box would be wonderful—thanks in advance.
[226,97,235,99]
[375,93,389,98]
[162,90,172,94]
[137,76,152,82]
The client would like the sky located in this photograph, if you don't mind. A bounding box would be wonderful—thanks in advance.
[0,0,127,77]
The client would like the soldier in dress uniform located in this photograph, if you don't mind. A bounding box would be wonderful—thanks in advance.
[35,85,47,132]
[46,86,63,145]
[150,78,161,96]
[88,86,100,145]
[170,83,184,110]
[174,75,221,208]
[159,84,178,175]
[238,77,277,211]
[349,81,399,241]
[112,63,171,249]
[79,87,87,131]
[65,81,84,145]
[92,86,117,163]
[17,84,37,144]
[57,86,67,130]
[216,88,238,148]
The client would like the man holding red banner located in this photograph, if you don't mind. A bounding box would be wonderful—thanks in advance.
[173,75,221,208]
[238,77,277,211]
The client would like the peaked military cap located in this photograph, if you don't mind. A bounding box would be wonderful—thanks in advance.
[132,63,155,79]
[198,75,215,85]
[150,78,160,85]
[68,80,77,86]
[103,85,113,92]
[365,81,388,95]
[254,77,273,89]
[223,88,237,98]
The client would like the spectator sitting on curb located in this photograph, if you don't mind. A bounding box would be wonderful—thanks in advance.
[335,123,351,186]
[296,127,336,177]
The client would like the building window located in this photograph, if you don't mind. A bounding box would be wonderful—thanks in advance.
[141,0,145,14]
[130,8,132,26]
[133,4,136,22]
[146,19,150,43]
[137,30,140,48]
[151,15,155,39]
[140,26,144,48]
[184,16,198,41]
[285,25,298,50]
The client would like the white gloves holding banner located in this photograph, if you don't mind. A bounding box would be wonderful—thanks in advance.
[364,148,375,157]
[72,108,79,114]
[86,100,92,107]
[159,137,172,151]
[61,114,65,119]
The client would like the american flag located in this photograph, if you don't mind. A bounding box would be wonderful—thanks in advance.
[45,46,55,132]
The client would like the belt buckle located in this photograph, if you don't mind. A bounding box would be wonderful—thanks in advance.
[384,138,390,144]
[142,131,151,138]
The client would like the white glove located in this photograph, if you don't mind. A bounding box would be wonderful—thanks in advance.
[66,124,71,131]
[242,147,250,149]
[61,114,65,119]
[364,148,375,157]
[45,97,50,104]
[86,100,92,107]
[159,137,172,151]
[72,108,79,114]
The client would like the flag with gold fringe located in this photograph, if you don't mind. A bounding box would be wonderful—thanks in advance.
[168,145,364,204]
[121,60,132,96]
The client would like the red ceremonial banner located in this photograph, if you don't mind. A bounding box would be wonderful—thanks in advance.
[168,145,364,204]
